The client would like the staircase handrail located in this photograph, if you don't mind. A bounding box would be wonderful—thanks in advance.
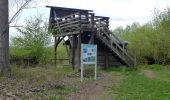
[95,19,135,66]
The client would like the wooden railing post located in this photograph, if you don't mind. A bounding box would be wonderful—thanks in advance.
[106,18,109,28]
[78,12,82,30]
[98,19,101,37]
[91,13,94,29]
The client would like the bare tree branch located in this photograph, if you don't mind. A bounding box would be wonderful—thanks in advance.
[1,0,33,37]
[9,0,32,24]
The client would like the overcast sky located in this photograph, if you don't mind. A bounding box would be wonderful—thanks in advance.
[44,0,170,28]
[10,0,170,37]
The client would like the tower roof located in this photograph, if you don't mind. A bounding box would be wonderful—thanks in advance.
[46,6,93,18]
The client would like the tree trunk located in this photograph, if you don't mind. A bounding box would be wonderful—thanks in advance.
[0,0,10,75]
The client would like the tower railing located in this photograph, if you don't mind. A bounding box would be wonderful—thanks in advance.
[95,19,135,67]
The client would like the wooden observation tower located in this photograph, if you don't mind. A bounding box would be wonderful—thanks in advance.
[47,6,135,69]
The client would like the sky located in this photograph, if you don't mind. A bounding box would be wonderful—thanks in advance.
[9,0,170,37]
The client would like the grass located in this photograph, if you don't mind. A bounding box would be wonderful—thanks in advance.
[55,84,76,95]
[0,65,74,99]
[11,65,71,79]
[1,64,170,99]
[111,64,170,100]
[46,85,76,100]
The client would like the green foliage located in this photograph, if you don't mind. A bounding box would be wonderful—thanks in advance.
[56,43,68,59]
[10,15,52,64]
[113,7,170,64]
[153,8,170,64]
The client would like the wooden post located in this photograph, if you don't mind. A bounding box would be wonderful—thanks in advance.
[72,35,76,69]
[90,13,95,44]
[54,37,62,66]
[91,13,95,29]
[106,18,109,28]
[78,12,82,30]
[98,19,101,36]
[67,36,72,65]
[78,32,82,69]
[68,35,76,70]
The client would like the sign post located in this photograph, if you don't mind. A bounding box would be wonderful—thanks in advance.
[81,44,97,82]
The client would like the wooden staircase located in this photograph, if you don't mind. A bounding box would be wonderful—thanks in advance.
[95,21,135,67]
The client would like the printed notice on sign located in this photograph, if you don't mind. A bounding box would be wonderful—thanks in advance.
[81,44,97,82]
[81,44,97,64]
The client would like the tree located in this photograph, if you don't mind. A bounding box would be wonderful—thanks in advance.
[0,0,34,75]
[0,0,10,75]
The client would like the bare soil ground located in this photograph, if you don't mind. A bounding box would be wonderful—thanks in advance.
[141,69,156,79]
[64,72,121,100]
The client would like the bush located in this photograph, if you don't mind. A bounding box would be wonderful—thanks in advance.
[10,15,52,65]
[112,7,170,65]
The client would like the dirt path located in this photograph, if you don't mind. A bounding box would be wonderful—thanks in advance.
[141,69,156,79]
[63,72,121,100]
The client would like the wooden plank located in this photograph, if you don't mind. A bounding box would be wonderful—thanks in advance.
[59,12,79,20]
[95,16,109,20]
[54,23,79,30]
[58,20,80,27]
[53,30,80,37]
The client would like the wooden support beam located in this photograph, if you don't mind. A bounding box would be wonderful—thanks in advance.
[89,33,94,44]
[68,36,73,47]
[67,35,76,69]
[72,35,76,69]
[78,32,82,69]
[54,37,57,65]
[89,13,95,44]
[67,36,72,66]
[54,37,62,65]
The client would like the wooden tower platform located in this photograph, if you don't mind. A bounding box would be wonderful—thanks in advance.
[47,6,135,69]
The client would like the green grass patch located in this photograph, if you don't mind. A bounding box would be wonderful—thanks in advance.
[111,65,170,100]
[48,96,57,100]
[104,66,138,76]
[140,64,170,82]
[140,64,164,71]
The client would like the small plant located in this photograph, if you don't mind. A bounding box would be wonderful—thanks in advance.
[48,96,57,100]
[55,84,76,95]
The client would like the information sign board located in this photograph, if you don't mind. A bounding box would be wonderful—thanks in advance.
[81,44,97,82]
